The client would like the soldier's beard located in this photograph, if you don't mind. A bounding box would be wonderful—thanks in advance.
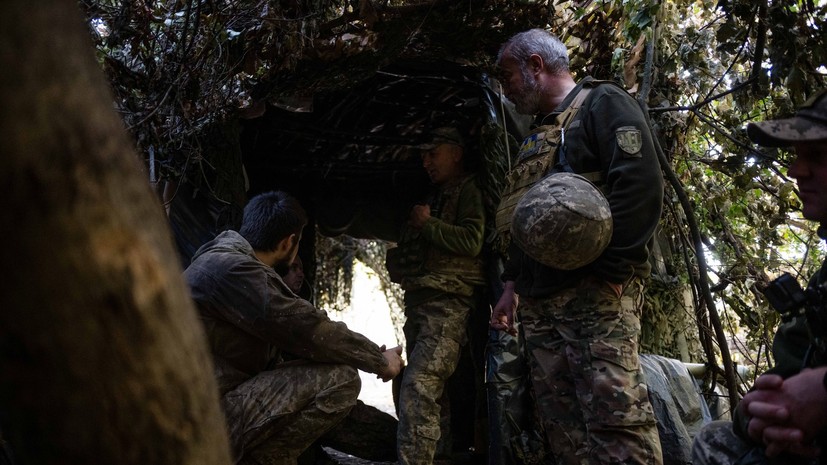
[511,70,542,116]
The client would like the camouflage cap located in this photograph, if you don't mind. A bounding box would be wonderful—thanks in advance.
[747,89,827,147]
[419,127,465,150]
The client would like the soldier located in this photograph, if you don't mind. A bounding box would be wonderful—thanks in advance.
[280,254,305,295]
[184,191,404,465]
[388,127,486,465]
[692,90,827,464]
[489,29,664,465]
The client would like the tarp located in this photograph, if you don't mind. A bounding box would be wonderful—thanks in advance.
[485,344,722,465]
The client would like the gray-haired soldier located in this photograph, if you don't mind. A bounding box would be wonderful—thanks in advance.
[490,29,664,465]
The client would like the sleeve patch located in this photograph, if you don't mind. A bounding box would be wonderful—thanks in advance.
[616,126,642,157]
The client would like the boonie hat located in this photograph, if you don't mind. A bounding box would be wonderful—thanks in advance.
[419,127,465,150]
[747,89,827,147]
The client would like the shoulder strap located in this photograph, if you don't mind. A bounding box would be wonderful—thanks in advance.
[557,79,629,185]
[554,87,592,173]
[558,87,592,128]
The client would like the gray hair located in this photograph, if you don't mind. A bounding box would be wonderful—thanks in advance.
[498,29,570,75]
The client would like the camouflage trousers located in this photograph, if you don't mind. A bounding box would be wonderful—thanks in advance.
[519,277,662,465]
[397,294,472,465]
[222,361,361,465]
[692,420,752,465]
[692,420,821,465]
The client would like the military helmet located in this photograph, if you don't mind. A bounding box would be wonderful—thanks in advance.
[511,172,612,270]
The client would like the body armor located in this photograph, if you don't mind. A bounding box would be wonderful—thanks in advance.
[495,88,593,252]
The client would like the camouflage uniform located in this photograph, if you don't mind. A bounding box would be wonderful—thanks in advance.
[519,278,660,465]
[693,421,822,465]
[398,294,475,464]
[393,174,486,465]
[225,362,361,465]
[184,231,390,465]
[500,78,664,465]
[691,421,767,465]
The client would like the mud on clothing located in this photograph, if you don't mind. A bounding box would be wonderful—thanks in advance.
[184,230,388,464]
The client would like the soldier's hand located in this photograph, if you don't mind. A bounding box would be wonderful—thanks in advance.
[490,281,518,336]
[743,374,788,444]
[408,204,431,229]
[377,345,404,382]
[744,368,827,457]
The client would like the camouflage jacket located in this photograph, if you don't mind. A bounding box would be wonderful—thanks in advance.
[184,230,388,395]
[398,174,486,297]
[501,77,664,295]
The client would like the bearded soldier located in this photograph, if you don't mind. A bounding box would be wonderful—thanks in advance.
[490,29,664,465]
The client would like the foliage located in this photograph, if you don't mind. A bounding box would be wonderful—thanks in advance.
[314,230,406,345]
[645,0,826,378]
[81,0,827,383]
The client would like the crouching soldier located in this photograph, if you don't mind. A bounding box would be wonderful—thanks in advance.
[184,191,404,465]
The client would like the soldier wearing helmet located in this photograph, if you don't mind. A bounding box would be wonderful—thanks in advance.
[490,29,664,465]
[693,89,827,465]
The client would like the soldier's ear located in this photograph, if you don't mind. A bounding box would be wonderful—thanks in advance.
[528,54,544,75]
[453,145,463,162]
[275,234,296,256]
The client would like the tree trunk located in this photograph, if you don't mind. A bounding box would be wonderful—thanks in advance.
[0,1,232,464]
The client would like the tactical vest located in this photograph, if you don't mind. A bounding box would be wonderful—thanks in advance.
[389,175,485,295]
[494,86,596,253]
[421,176,486,285]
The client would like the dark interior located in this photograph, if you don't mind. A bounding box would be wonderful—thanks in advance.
[239,59,526,242]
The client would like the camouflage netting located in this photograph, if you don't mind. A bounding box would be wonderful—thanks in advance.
[641,276,704,362]
[314,232,406,346]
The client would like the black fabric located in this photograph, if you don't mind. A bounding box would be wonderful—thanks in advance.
[168,182,242,267]
[502,77,663,296]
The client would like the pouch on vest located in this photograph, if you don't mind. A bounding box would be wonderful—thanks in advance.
[386,235,426,283]
[494,87,593,254]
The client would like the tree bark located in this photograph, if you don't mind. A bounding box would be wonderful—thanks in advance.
[0,1,232,464]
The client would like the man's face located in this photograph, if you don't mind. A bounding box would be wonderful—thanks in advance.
[788,141,827,223]
[283,256,304,294]
[497,54,542,115]
[422,143,463,185]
